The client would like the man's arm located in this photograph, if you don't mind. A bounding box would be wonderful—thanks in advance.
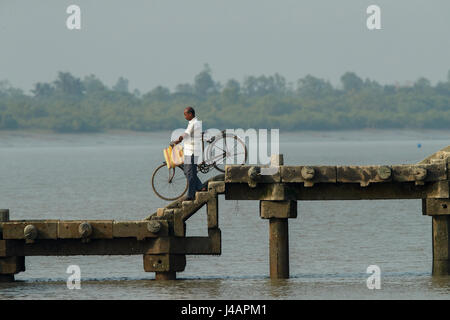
[171,133,186,146]
[170,123,192,146]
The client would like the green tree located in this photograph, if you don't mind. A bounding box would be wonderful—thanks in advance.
[143,86,171,101]
[175,83,194,95]
[83,74,107,94]
[53,72,84,96]
[341,72,364,92]
[222,79,240,104]
[194,64,218,97]
[113,76,129,93]
[32,82,55,98]
[297,75,334,98]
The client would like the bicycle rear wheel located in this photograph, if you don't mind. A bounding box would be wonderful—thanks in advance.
[206,133,247,172]
[151,162,188,201]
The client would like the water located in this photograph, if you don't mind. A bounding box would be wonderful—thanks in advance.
[0,129,450,299]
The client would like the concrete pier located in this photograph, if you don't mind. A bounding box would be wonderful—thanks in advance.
[225,146,450,279]
[0,146,449,280]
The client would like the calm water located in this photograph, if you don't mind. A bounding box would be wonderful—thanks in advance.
[0,129,450,300]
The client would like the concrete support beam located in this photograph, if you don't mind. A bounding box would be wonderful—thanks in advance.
[226,181,449,201]
[0,235,221,257]
[207,195,219,229]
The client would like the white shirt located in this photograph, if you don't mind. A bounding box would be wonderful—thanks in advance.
[184,117,202,156]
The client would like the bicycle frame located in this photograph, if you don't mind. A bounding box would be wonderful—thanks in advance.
[168,129,229,175]
[196,130,227,170]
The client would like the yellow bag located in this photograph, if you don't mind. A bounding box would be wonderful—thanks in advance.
[163,144,184,168]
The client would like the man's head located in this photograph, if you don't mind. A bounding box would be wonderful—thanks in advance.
[184,106,195,121]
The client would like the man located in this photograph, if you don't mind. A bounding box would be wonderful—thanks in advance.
[170,107,206,201]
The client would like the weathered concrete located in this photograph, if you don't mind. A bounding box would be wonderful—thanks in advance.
[226,181,449,201]
[0,209,9,239]
[0,209,9,221]
[432,216,450,275]
[420,147,450,275]
[260,200,297,219]
[3,220,58,240]
[0,183,221,280]
[1,220,170,241]
[0,175,223,279]
[207,195,219,229]
[0,274,14,282]
[0,210,24,282]
[155,271,177,280]
[0,235,221,257]
[1,147,449,281]
[0,256,25,274]
[227,163,446,186]
[0,256,25,282]
[423,199,450,216]
[143,253,186,272]
[269,218,289,279]
[224,146,450,278]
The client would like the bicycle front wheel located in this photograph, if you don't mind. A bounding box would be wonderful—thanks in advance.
[151,163,188,201]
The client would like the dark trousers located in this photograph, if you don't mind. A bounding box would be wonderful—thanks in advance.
[184,155,203,199]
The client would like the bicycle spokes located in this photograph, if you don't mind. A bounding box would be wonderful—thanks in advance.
[152,163,188,201]
[206,133,247,172]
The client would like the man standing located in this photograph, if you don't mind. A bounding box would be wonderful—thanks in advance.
[171,106,205,200]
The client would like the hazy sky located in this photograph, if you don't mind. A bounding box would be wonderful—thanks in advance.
[1,0,449,94]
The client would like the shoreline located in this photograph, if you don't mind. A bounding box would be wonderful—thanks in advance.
[1,129,449,149]
[1,128,450,136]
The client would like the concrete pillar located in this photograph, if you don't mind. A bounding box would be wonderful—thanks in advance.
[258,154,297,279]
[0,256,25,282]
[422,199,450,275]
[260,198,297,279]
[269,218,289,279]
[432,216,450,275]
[0,210,17,282]
[155,271,177,280]
[143,254,186,280]
[0,209,9,222]
[0,274,14,282]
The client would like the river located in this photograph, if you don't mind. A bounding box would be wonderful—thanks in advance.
[0,129,449,299]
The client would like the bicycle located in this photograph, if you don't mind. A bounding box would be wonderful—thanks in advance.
[151,130,247,201]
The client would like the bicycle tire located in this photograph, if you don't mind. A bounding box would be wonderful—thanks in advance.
[151,162,188,201]
[206,133,248,173]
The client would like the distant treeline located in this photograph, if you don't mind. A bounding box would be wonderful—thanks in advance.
[0,65,449,132]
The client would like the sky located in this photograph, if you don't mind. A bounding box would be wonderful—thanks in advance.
[0,0,449,94]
